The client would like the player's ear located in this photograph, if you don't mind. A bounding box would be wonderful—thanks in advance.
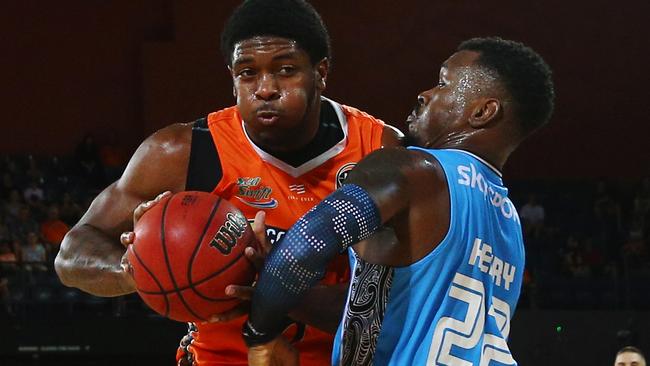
[469,98,500,128]
[315,58,329,91]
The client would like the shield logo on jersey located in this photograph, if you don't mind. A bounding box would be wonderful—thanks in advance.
[336,163,356,189]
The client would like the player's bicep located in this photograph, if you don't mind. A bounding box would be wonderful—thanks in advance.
[344,147,418,224]
[76,124,191,236]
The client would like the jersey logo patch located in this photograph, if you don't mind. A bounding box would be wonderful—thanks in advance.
[235,177,279,209]
[336,163,356,189]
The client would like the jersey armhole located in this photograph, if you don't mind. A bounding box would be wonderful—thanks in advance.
[185,117,223,192]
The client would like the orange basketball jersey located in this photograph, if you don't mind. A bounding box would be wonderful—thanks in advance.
[177,97,387,366]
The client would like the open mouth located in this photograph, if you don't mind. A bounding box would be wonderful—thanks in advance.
[257,111,280,125]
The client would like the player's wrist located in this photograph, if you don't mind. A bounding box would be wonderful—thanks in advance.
[242,319,282,347]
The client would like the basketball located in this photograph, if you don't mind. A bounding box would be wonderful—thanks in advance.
[126,191,258,322]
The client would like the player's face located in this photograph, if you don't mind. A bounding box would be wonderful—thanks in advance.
[406,50,495,148]
[615,352,646,366]
[230,36,327,151]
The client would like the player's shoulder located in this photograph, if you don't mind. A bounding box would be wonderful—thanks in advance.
[207,105,240,125]
[335,101,404,147]
[338,103,383,124]
[356,147,444,180]
[146,122,193,151]
[126,122,194,172]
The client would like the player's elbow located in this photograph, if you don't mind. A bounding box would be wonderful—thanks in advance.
[54,229,82,287]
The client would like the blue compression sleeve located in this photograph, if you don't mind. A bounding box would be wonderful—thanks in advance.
[243,184,381,346]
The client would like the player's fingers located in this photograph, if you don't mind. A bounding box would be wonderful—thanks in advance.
[251,211,272,254]
[206,302,250,323]
[245,246,265,271]
[225,285,254,300]
[119,249,133,274]
[133,191,172,224]
[120,231,135,246]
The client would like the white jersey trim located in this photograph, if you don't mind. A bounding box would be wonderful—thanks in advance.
[241,96,349,178]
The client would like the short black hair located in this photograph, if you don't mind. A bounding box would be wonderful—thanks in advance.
[617,346,646,359]
[458,37,555,137]
[220,0,331,66]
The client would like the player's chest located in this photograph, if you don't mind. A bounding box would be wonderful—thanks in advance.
[215,160,358,226]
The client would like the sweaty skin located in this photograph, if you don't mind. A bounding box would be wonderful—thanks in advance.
[245,48,535,364]
[54,36,402,319]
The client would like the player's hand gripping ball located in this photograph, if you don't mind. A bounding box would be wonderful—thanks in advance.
[126,191,258,322]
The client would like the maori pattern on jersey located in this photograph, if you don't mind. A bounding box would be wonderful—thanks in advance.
[341,256,394,366]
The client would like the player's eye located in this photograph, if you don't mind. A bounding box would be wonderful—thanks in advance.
[237,69,255,78]
[278,65,297,75]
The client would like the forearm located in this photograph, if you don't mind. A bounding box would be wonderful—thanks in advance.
[55,224,134,297]
[289,283,348,334]
[245,185,381,345]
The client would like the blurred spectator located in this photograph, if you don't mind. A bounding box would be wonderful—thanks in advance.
[621,219,649,276]
[99,132,129,183]
[0,277,10,314]
[0,240,18,315]
[520,194,545,238]
[74,134,106,190]
[0,240,18,269]
[7,206,39,242]
[59,192,83,225]
[25,155,44,183]
[40,204,70,250]
[1,172,17,200]
[593,181,624,260]
[563,235,591,278]
[633,177,650,217]
[21,232,48,272]
[23,178,45,206]
[42,156,72,201]
[3,189,25,218]
[0,214,10,242]
[582,237,606,276]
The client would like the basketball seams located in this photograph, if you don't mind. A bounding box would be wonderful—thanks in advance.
[131,191,256,321]
[187,196,223,298]
[130,244,170,317]
[189,249,254,301]
[161,193,207,321]
[139,249,250,299]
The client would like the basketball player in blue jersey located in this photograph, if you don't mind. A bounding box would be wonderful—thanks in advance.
[242,37,555,365]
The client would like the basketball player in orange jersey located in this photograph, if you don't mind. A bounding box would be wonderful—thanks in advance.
[54,1,402,365]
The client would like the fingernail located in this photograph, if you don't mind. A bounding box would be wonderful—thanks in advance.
[209,316,221,323]
[245,247,254,256]
[225,286,234,295]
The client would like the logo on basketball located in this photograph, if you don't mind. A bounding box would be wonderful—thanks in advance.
[336,163,356,189]
[209,211,248,255]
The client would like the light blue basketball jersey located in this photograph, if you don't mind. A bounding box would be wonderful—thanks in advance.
[332,148,525,366]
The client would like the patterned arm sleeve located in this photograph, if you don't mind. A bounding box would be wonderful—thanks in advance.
[243,184,382,346]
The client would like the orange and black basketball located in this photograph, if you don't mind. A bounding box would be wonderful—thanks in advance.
[126,191,257,322]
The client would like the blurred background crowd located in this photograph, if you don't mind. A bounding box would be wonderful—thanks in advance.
[1,138,648,319]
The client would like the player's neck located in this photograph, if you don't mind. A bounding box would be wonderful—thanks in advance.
[261,100,343,167]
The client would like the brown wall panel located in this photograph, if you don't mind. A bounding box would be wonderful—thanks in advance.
[1,0,648,178]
